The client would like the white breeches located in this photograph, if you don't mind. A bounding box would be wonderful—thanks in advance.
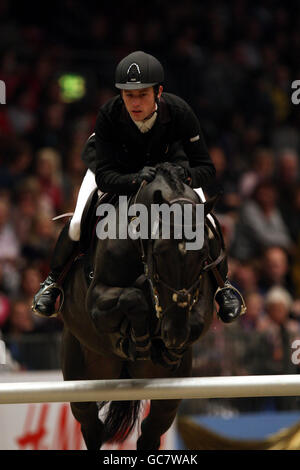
[68,170,214,241]
[68,169,99,241]
[194,187,206,202]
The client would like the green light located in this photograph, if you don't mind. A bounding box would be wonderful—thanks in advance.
[58,74,86,103]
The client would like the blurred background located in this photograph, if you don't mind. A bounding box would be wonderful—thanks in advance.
[1,0,300,449]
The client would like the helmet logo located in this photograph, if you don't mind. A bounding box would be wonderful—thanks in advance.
[127,63,141,83]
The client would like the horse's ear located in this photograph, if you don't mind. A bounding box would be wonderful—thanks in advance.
[204,193,220,216]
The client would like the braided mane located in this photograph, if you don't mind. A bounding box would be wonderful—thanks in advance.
[155,162,185,194]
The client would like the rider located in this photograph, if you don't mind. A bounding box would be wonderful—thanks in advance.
[32,51,244,323]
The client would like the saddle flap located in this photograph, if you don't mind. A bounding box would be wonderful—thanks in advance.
[79,188,101,252]
[80,190,119,284]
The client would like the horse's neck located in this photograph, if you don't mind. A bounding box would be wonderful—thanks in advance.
[144,178,196,205]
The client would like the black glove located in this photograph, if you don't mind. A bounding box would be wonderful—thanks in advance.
[172,164,192,186]
[133,166,157,185]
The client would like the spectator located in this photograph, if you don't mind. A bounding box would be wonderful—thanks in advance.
[239,148,275,199]
[0,293,10,330]
[276,149,299,188]
[231,261,259,296]
[19,267,43,305]
[32,103,66,150]
[0,196,20,295]
[230,180,293,261]
[0,140,33,190]
[292,232,300,297]
[5,299,34,336]
[35,147,63,214]
[0,265,10,329]
[258,246,294,296]
[3,299,39,370]
[6,87,36,136]
[22,212,57,264]
[240,291,265,331]
[275,149,300,243]
[0,331,20,372]
[207,145,241,213]
[261,287,300,376]
[12,177,40,245]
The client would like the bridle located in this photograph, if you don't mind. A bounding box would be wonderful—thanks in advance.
[131,182,226,319]
[144,237,203,318]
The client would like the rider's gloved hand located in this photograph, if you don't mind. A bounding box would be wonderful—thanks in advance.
[172,164,192,186]
[133,166,157,185]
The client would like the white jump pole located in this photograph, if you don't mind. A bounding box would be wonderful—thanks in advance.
[0,375,300,404]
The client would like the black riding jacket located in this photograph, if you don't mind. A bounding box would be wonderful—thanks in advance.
[82,92,216,195]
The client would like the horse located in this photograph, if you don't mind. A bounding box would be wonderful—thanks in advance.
[60,163,220,450]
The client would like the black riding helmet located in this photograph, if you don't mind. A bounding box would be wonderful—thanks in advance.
[115,51,164,90]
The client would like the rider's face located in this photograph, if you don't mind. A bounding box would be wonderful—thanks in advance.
[122,86,163,121]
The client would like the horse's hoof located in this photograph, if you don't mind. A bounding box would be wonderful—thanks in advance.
[131,329,151,360]
[115,337,136,361]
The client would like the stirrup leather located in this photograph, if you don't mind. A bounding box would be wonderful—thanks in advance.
[31,282,65,317]
[214,284,247,316]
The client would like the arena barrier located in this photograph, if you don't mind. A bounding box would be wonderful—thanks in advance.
[0,375,300,404]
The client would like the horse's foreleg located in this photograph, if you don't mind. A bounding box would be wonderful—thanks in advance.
[136,399,181,450]
[117,287,152,359]
[88,282,151,359]
[131,346,193,450]
[87,283,125,333]
[70,401,104,451]
[61,328,105,450]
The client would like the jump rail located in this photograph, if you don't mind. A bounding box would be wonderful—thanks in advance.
[0,375,300,404]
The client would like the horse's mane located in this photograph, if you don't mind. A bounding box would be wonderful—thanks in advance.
[155,162,185,194]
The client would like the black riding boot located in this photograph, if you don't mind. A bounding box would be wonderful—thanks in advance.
[208,228,246,323]
[32,222,78,317]
[215,277,246,323]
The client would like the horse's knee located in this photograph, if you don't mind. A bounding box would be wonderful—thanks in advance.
[90,307,123,333]
[88,285,124,333]
[118,287,149,316]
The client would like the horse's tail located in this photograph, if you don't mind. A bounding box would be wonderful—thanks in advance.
[100,368,142,443]
[102,400,141,443]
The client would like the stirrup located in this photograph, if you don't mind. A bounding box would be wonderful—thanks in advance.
[31,282,65,318]
[214,284,247,316]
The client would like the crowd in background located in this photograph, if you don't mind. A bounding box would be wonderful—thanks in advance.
[0,0,300,397]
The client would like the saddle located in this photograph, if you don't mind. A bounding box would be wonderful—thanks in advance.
[79,189,118,284]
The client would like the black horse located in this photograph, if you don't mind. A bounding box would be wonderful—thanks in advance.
[60,163,220,450]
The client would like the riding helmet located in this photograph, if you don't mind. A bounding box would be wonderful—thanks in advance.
[115,51,164,90]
